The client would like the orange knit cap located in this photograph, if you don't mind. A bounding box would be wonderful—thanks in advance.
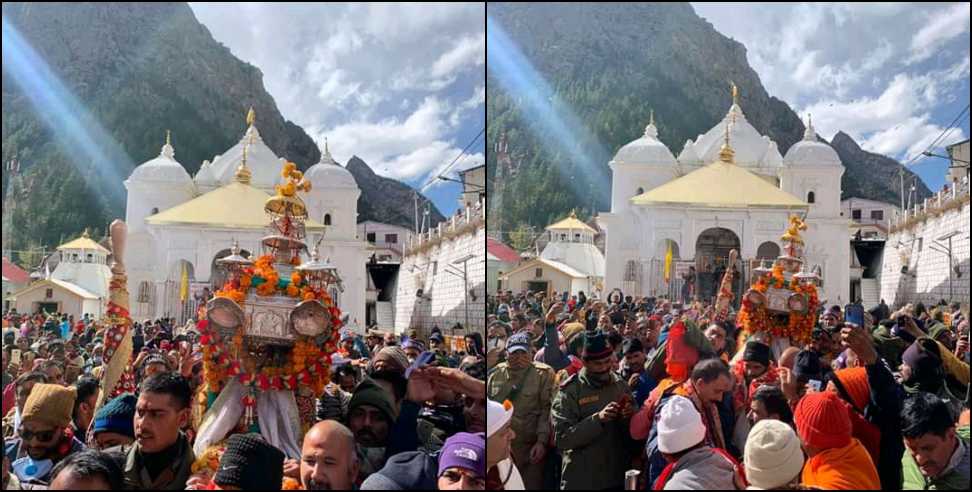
[833,367,869,413]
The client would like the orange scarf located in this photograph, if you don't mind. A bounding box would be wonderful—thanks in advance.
[802,438,881,490]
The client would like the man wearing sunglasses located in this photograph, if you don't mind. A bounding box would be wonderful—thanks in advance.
[3,383,85,487]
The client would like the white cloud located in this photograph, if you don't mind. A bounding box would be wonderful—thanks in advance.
[860,115,965,160]
[800,70,967,159]
[907,3,971,64]
[430,35,485,78]
[321,96,482,184]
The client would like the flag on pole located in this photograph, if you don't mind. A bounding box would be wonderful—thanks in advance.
[664,242,673,284]
[179,263,189,302]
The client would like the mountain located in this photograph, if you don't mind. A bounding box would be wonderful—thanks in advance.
[486,2,931,238]
[830,131,931,206]
[346,156,445,230]
[1,2,439,260]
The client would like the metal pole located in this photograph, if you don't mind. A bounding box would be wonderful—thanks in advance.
[463,258,469,331]
[947,236,953,302]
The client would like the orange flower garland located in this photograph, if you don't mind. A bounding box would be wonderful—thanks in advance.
[736,263,819,348]
[203,253,344,409]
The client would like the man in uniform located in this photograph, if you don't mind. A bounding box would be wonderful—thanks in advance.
[552,331,636,490]
[486,331,555,489]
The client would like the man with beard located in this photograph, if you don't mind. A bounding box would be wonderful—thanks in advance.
[730,341,778,451]
[113,372,195,490]
[301,420,359,490]
[552,330,635,490]
[347,377,399,484]
[4,384,85,487]
[619,337,656,407]
[486,332,554,489]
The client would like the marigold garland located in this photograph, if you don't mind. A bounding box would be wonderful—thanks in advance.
[736,263,819,347]
[201,254,344,411]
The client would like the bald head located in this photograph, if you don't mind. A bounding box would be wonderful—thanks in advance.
[301,421,359,491]
[779,347,800,370]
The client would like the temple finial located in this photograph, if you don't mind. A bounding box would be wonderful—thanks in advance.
[246,106,256,127]
[235,136,252,184]
[649,109,655,127]
[719,117,735,163]
[730,80,739,106]
[166,129,171,146]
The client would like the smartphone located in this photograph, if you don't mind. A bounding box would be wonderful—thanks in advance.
[845,303,865,327]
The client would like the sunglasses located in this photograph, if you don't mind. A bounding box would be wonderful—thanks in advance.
[19,427,59,442]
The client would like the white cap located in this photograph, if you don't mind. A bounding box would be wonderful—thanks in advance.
[657,395,706,454]
[487,399,514,438]
[744,419,805,490]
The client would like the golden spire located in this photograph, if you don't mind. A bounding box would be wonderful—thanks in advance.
[235,134,253,184]
[165,129,171,146]
[730,80,739,106]
[246,106,256,127]
[719,117,735,163]
[82,227,90,239]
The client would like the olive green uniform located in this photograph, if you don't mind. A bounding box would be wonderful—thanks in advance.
[552,368,635,490]
[487,361,555,490]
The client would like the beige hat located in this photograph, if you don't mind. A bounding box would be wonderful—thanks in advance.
[744,419,805,490]
[21,383,77,428]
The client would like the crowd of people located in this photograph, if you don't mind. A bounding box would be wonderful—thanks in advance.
[2,311,488,490]
[486,289,970,490]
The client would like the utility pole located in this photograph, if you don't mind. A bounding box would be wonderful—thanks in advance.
[899,167,904,211]
[413,190,419,233]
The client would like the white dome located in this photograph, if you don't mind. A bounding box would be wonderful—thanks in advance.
[784,121,842,167]
[691,104,781,169]
[305,143,358,190]
[209,125,286,189]
[129,140,192,184]
[612,122,677,166]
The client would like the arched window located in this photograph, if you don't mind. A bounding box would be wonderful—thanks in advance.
[324,213,332,226]
[807,191,815,204]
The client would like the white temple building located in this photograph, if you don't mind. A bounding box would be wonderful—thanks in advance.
[123,109,368,328]
[12,230,112,318]
[503,211,605,296]
[597,90,849,306]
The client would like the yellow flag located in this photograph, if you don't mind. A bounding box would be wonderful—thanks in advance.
[179,263,189,302]
[664,242,673,284]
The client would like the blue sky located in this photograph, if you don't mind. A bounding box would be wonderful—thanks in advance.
[189,3,485,217]
[691,3,970,194]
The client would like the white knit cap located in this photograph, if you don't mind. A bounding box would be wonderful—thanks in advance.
[657,395,706,454]
[744,419,805,490]
[486,399,514,438]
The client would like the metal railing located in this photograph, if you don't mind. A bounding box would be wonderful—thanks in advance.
[404,197,486,256]
[889,175,970,232]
